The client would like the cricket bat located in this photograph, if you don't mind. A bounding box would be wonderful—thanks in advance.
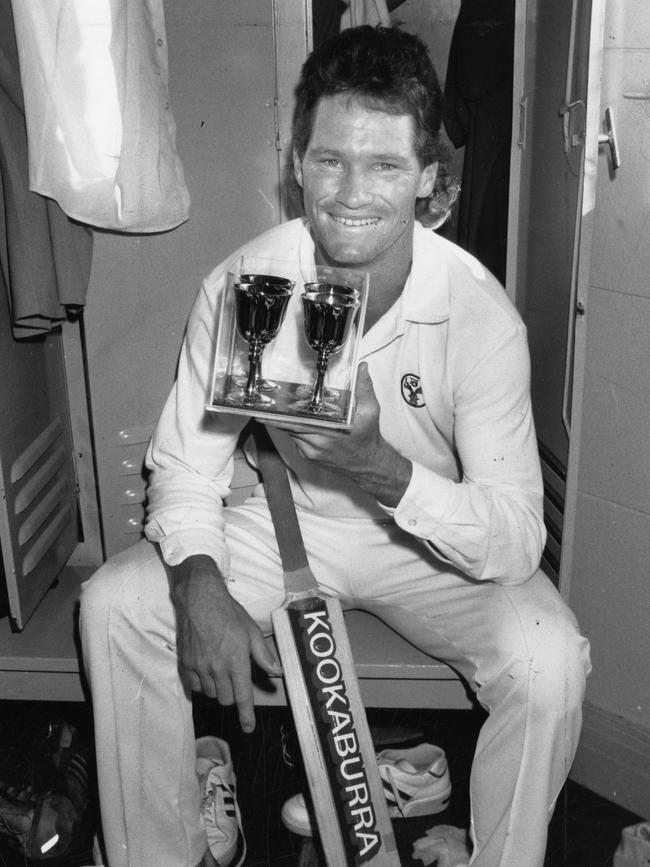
[254,423,400,866]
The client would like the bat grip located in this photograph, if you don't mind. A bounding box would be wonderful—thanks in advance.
[253,423,318,592]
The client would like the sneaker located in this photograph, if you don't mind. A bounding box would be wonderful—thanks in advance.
[412,823,471,866]
[196,737,246,867]
[280,742,451,836]
[37,719,90,817]
[377,743,451,818]
[0,787,79,859]
[0,718,90,860]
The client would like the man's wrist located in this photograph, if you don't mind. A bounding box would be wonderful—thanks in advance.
[169,554,227,591]
[356,448,413,508]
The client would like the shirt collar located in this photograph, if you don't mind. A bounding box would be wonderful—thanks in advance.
[401,223,451,324]
[297,218,450,325]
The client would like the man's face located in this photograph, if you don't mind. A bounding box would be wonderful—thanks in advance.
[294,94,437,272]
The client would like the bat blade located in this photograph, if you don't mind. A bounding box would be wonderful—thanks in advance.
[272,593,400,866]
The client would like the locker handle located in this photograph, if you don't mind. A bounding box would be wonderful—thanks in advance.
[598,106,621,169]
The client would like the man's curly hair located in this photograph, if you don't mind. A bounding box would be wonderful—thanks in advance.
[287,25,457,228]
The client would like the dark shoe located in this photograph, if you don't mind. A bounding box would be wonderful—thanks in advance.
[0,718,90,860]
[0,786,78,859]
[34,718,90,816]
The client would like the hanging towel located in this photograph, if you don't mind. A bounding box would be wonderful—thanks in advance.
[10,0,190,233]
[0,0,93,337]
[340,0,390,30]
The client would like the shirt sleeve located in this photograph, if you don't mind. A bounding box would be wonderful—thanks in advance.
[393,324,546,584]
[143,272,248,572]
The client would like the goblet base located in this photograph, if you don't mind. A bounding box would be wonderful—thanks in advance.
[289,397,341,417]
[231,372,280,392]
[294,383,340,400]
[226,388,275,408]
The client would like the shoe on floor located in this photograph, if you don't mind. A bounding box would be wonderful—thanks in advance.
[37,718,90,815]
[281,742,451,836]
[196,737,246,867]
[0,788,78,860]
[412,823,471,866]
[0,719,89,861]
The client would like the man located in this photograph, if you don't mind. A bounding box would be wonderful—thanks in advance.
[80,25,590,867]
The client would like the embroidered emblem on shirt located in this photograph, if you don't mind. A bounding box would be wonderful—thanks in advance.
[401,374,425,407]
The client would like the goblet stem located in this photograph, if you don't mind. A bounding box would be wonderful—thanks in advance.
[308,349,330,412]
[244,337,264,404]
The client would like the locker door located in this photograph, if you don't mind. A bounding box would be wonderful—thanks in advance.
[0,291,79,630]
[560,4,650,815]
[507,0,606,585]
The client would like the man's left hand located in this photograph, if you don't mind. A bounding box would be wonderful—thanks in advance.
[268,362,411,506]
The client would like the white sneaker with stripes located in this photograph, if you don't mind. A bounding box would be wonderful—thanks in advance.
[280,742,451,836]
[195,737,246,867]
[377,742,451,818]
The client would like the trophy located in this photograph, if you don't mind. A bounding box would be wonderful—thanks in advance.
[226,271,294,407]
[292,284,360,415]
[208,260,367,428]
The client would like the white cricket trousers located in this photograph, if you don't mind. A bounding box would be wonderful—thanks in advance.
[80,496,590,867]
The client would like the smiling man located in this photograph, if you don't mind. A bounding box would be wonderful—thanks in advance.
[80,25,590,867]
[294,94,437,328]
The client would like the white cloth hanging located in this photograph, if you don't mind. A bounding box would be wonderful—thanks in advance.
[10,0,190,233]
[340,0,390,30]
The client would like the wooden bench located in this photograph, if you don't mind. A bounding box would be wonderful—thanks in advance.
[0,447,471,710]
[0,565,470,710]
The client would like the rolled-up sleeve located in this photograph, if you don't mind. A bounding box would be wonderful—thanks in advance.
[144,272,247,572]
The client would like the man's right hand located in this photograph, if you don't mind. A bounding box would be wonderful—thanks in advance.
[168,554,281,733]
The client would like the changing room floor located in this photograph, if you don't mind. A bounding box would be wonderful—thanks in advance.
[0,700,643,866]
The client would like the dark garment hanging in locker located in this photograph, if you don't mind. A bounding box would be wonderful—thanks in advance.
[312,0,348,46]
[0,0,93,338]
[443,0,515,285]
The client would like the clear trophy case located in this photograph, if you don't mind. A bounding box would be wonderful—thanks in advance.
[206,256,368,429]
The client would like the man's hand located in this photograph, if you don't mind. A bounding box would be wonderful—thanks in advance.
[168,555,281,732]
[270,362,412,506]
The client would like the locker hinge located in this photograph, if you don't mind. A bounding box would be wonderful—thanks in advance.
[517,96,527,150]
[559,99,586,154]
[266,97,287,151]
[70,447,81,497]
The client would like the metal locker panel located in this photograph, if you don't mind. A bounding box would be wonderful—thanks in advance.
[577,288,650,515]
[0,298,79,630]
[588,47,650,299]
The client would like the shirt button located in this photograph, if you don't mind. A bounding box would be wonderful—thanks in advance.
[408,518,417,527]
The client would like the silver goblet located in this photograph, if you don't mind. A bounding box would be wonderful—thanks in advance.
[293,287,360,415]
[226,274,294,407]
